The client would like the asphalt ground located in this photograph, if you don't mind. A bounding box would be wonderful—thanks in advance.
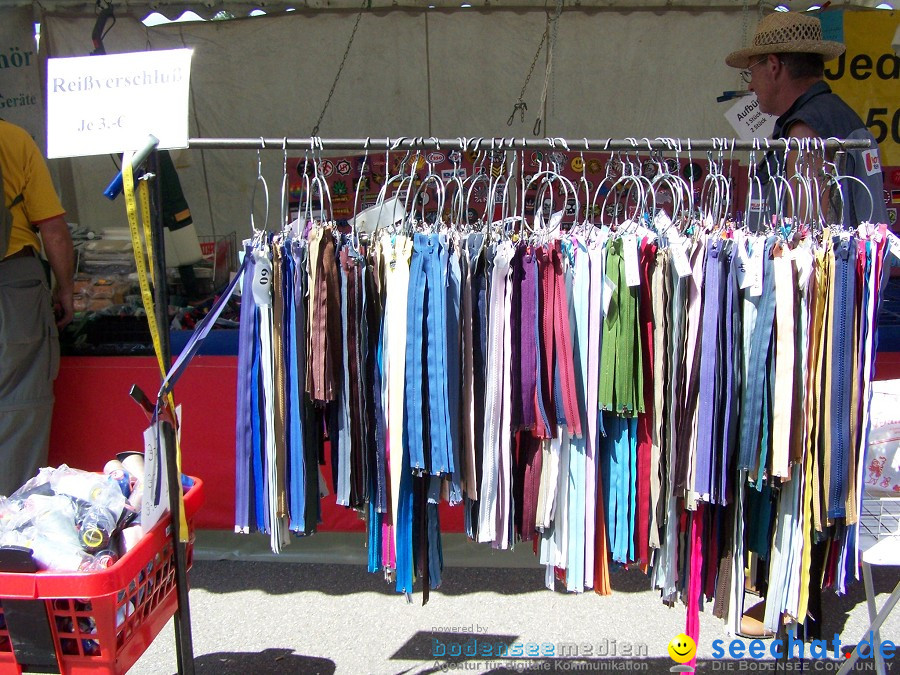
[125,532,900,675]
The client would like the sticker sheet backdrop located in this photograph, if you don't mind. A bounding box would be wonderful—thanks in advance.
[288,150,483,225]
[288,150,749,228]
[520,151,748,226]
[0,7,45,151]
[824,9,900,229]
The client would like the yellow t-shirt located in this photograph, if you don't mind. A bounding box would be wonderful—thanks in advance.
[1,120,65,258]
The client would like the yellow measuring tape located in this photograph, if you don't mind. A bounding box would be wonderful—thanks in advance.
[122,154,188,542]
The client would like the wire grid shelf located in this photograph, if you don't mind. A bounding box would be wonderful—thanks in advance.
[860,498,900,543]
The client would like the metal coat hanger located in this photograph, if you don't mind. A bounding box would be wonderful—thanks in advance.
[821,137,875,229]
[447,138,468,229]
[496,145,522,241]
[350,137,371,248]
[408,138,446,231]
[372,137,412,237]
[521,156,578,245]
[279,138,291,237]
[250,139,270,236]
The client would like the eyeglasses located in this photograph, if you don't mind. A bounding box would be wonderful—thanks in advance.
[740,57,768,84]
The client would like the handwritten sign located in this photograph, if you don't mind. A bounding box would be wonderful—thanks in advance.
[46,49,193,159]
[724,94,776,142]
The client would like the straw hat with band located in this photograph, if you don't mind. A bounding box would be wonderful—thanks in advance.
[725,12,845,69]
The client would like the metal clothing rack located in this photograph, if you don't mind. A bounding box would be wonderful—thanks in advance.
[186,136,873,152]
[151,132,870,674]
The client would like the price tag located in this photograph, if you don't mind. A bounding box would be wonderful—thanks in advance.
[669,236,692,278]
[748,241,764,297]
[602,274,615,317]
[237,244,248,295]
[734,235,750,288]
[547,209,564,235]
[653,211,673,236]
[252,249,273,306]
[622,234,640,287]
[888,231,900,264]
[794,246,814,290]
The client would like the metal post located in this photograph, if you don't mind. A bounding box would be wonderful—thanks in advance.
[186,136,873,152]
[148,150,195,675]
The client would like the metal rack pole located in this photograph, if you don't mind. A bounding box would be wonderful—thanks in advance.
[147,150,195,675]
[186,136,873,152]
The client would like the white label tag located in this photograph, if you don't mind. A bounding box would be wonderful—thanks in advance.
[654,211,673,236]
[888,231,900,264]
[548,209,564,235]
[252,250,273,306]
[734,236,750,288]
[748,241,764,297]
[237,245,247,296]
[622,234,641,287]
[670,236,692,278]
[635,221,657,244]
[602,274,615,317]
[794,247,814,290]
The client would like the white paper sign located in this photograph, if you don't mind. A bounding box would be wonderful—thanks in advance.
[724,94,776,142]
[0,8,45,150]
[141,423,168,532]
[141,405,182,532]
[46,48,193,158]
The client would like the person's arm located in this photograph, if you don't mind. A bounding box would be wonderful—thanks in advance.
[36,215,75,328]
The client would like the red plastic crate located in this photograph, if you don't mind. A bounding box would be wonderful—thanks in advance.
[0,478,204,675]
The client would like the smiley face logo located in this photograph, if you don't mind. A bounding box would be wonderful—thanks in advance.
[668,633,696,664]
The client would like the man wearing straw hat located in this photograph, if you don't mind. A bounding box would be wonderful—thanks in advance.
[726,11,887,227]
[724,9,888,643]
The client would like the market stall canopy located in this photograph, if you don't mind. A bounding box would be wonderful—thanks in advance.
[4,0,896,17]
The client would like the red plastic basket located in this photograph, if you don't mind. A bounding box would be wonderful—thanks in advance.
[0,478,204,675]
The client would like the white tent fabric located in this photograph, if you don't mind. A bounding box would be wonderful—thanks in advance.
[9,0,885,17]
[42,8,747,239]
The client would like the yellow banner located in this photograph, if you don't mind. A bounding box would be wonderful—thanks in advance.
[825,10,900,165]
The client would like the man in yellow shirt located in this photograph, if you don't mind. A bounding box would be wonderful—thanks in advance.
[0,119,74,496]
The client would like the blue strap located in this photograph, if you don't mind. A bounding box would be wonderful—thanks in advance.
[160,255,250,398]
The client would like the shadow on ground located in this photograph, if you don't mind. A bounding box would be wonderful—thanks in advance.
[187,556,900,634]
[173,647,336,673]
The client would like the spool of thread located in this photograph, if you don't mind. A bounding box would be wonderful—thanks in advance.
[79,522,111,553]
[107,468,135,499]
[127,482,144,511]
[92,550,118,569]
[117,451,145,482]
[103,459,125,475]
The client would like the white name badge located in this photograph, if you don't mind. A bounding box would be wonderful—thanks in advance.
[46,49,193,158]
